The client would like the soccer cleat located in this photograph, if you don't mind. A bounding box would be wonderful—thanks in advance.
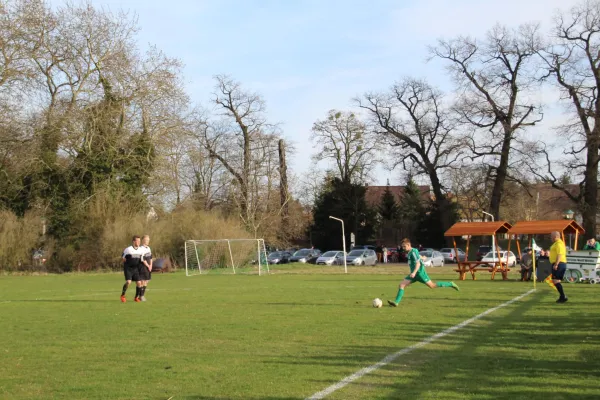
[120,295,126,303]
[134,297,141,303]
[451,282,460,291]
[556,297,568,304]
[387,300,398,307]
[141,296,146,302]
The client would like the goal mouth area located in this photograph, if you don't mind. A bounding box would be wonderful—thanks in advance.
[184,239,269,276]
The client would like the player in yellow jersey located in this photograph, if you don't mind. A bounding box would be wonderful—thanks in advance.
[549,231,568,303]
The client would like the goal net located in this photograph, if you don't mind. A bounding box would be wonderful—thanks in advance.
[184,239,269,276]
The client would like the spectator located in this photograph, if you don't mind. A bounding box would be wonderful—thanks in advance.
[382,246,388,263]
[375,244,383,263]
[520,248,534,281]
[583,238,600,251]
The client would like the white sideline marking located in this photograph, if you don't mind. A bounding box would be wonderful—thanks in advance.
[306,289,536,400]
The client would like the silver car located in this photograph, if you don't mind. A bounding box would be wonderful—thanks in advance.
[316,251,346,265]
[439,248,467,263]
[420,250,445,267]
[346,249,378,266]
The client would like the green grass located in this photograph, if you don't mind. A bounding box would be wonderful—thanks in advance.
[0,266,599,399]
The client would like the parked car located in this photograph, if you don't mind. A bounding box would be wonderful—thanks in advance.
[267,251,292,264]
[420,250,445,267]
[351,245,376,251]
[32,248,47,267]
[289,248,321,263]
[439,248,467,263]
[476,245,502,261]
[346,249,378,266]
[480,250,516,267]
[316,251,345,265]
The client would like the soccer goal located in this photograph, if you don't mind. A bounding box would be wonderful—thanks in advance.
[184,239,269,276]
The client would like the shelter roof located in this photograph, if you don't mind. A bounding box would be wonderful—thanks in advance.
[509,220,585,235]
[444,221,513,237]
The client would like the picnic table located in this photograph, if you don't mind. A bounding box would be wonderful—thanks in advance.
[454,260,510,281]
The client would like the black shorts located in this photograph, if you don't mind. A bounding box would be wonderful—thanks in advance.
[551,262,567,280]
[124,266,140,282]
[138,265,151,281]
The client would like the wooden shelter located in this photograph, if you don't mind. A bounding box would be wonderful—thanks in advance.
[508,220,585,257]
[444,221,513,280]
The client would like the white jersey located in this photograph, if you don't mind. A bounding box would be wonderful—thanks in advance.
[141,245,152,262]
[122,245,146,261]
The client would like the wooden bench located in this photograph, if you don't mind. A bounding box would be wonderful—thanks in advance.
[454,261,510,280]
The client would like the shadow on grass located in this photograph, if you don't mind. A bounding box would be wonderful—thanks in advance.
[299,290,600,399]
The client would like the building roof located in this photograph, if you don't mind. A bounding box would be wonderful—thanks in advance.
[444,221,513,237]
[509,220,585,235]
[365,185,431,207]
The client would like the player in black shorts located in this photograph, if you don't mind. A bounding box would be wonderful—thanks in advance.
[139,235,153,301]
[121,235,145,303]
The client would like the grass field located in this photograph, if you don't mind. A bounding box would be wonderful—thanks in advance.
[1,265,599,400]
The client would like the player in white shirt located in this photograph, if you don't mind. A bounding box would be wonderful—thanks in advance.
[139,235,153,301]
[121,235,145,303]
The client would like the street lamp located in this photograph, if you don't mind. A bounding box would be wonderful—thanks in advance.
[481,211,496,257]
[563,209,574,220]
[564,209,574,248]
[329,216,347,274]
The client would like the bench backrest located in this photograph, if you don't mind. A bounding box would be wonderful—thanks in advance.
[566,250,600,270]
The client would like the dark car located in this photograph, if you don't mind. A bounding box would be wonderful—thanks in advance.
[289,248,321,263]
[267,251,292,264]
[476,245,502,261]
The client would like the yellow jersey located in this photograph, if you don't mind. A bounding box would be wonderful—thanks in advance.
[549,239,567,263]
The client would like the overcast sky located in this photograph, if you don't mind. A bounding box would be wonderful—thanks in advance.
[82,0,581,185]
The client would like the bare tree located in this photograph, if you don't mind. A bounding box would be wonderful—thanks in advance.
[431,23,544,221]
[200,75,294,241]
[310,110,378,184]
[357,78,463,236]
[534,0,600,236]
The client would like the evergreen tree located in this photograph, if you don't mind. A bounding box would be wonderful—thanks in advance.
[417,200,460,248]
[310,177,376,251]
[378,180,399,221]
[397,179,425,241]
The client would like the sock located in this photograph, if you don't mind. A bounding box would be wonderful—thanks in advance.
[394,288,404,304]
[135,286,141,298]
[140,286,146,297]
[436,281,453,288]
[121,283,129,296]
[544,276,558,291]
[555,283,565,299]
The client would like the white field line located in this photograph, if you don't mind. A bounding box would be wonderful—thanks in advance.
[306,289,536,400]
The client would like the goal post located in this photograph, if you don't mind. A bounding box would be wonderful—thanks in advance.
[184,239,269,276]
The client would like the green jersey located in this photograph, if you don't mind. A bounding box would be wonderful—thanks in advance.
[584,242,600,251]
[407,248,422,273]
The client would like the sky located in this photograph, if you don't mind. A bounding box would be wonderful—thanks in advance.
[81,0,581,185]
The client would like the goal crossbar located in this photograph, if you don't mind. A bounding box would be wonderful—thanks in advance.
[185,239,268,276]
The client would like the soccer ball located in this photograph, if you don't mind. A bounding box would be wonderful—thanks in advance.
[372,298,383,308]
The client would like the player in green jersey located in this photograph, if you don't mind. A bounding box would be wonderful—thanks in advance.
[388,238,459,307]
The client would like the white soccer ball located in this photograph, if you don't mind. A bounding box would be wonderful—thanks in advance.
[372,298,383,308]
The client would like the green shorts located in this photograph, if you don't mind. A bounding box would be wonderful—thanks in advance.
[405,271,431,284]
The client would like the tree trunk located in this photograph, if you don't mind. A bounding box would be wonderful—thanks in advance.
[428,166,453,245]
[583,128,599,237]
[278,139,289,220]
[488,128,512,221]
